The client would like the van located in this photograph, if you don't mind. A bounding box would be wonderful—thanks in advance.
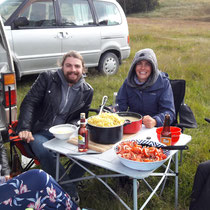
[0,0,130,80]
[0,15,17,141]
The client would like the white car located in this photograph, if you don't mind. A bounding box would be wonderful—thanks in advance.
[0,0,130,79]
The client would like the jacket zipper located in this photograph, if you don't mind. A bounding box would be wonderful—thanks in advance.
[60,86,70,113]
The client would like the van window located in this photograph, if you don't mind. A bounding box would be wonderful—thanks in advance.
[0,0,22,22]
[59,0,94,26]
[17,0,55,27]
[93,0,122,26]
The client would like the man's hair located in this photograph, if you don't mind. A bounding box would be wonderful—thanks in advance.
[58,51,86,72]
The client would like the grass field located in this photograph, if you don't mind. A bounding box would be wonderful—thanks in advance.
[16,0,210,209]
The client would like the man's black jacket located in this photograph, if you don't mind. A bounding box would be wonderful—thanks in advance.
[17,70,93,134]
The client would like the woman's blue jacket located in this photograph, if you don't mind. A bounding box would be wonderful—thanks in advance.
[117,72,175,127]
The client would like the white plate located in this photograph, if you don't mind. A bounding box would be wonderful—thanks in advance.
[114,139,170,171]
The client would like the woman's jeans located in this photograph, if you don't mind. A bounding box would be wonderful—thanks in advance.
[23,130,86,198]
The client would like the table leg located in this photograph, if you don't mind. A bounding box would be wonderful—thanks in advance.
[175,152,179,208]
[133,178,138,210]
[68,156,131,210]
[56,152,60,182]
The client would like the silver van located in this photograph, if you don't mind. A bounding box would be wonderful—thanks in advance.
[0,0,130,79]
[0,15,17,141]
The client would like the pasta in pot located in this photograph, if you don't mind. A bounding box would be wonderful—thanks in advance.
[88,113,125,127]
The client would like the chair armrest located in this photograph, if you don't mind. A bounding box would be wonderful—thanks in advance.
[205,118,210,123]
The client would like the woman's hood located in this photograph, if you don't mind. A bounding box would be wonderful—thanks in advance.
[127,48,160,90]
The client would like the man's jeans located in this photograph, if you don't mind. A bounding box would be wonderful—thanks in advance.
[26,130,85,197]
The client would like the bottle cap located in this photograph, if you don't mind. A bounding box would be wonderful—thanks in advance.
[80,113,85,118]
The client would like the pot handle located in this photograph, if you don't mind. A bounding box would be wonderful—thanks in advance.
[99,96,108,115]
[123,119,131,126]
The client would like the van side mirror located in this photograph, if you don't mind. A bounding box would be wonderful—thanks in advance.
[14,17,29,28]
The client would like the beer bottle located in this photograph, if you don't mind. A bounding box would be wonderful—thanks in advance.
[78,113,88,152]
[10,151,22,178]
[160,114,172,146]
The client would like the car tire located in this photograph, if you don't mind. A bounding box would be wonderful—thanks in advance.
[98,52,119,75]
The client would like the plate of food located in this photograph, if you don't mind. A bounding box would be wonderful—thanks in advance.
[114,139,170,171]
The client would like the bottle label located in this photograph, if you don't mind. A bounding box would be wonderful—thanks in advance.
[78,134,85,145]
[160,137,172,146]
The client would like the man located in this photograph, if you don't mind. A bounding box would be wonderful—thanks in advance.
[17,51,93,201]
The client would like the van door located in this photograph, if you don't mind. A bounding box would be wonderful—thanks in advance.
[9,0,62,76]
[59,0,101,67]
[0,15,17,134]
[93,0,130,59]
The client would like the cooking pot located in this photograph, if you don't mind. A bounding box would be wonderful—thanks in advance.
[87,115,129,144]
[117,112,142,134]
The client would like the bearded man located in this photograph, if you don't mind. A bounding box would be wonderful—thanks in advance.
[17,51,93,203]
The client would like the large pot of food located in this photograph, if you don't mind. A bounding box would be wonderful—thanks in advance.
[87,113,126,144]
[117,112,142,134]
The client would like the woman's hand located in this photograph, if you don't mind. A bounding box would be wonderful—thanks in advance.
[18,131,34,143]
[143,115,157,128]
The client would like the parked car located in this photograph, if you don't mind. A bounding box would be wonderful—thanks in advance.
[0,0,130,80]
[0,15,17,142]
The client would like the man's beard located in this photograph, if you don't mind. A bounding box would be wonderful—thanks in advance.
[65,72,81,84]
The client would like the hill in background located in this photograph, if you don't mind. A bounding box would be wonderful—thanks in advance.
[129,0,210,22]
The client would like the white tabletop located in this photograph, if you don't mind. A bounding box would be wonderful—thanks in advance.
[43,125,191,179]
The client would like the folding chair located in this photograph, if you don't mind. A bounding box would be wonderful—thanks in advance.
[8,120,73,173]
[169,79,197,162]
[170,79,197,131]
[159,79,197,195]
[8,120,40,172]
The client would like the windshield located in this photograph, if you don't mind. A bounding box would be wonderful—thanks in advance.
[0,0,23,22]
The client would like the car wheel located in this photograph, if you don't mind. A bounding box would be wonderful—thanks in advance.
[98,52,119,75]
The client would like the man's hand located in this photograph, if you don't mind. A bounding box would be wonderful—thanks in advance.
[143,115,157,128]
[18,131,34,143]
[5,175,11,181]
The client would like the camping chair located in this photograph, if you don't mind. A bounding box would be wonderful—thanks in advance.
[169,79,197,162]
[8,120,40,172]
[158,79,197,195]
[170,79,197,131]
[8,120,75,174]
[5,84,41,172]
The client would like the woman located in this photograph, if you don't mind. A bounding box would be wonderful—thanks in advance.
[0,134,79,210]
[117,48,175,128]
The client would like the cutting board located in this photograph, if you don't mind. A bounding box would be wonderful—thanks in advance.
[67,133,136,153]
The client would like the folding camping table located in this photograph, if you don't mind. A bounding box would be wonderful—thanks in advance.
[43,126,191,210]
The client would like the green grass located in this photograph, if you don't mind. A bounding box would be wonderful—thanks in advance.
[16,0,210,209]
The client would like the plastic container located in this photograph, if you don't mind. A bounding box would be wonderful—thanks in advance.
[156,126,181,145]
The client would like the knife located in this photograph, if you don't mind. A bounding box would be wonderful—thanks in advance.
[67,152,100,156]
[160,145,189,150]
[140,144,189,150]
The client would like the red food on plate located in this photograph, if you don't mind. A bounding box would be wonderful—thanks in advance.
[116,141,167,162]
